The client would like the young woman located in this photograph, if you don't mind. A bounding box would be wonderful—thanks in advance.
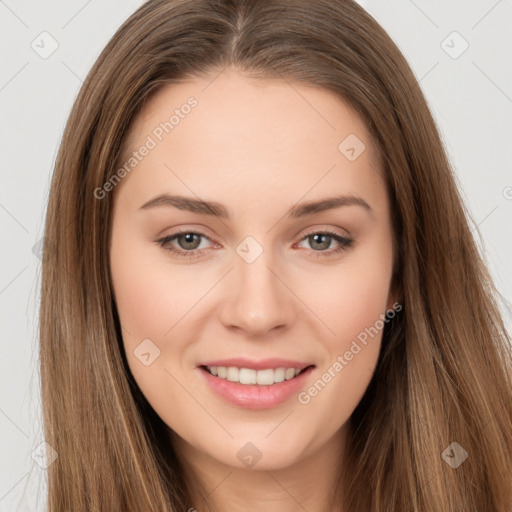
[39,0,512,511]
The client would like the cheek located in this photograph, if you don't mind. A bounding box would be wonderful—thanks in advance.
[332,275,389,346]
[110,252,167,344]
[109,228,218,402]
[110,225,203,344]
[109,243,195,417]
[318,273,387,377]
[296,248,392,422]
[109,229,185,377]
[309,256,392,353]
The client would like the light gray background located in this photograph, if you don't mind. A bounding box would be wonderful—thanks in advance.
[1,1,511,510]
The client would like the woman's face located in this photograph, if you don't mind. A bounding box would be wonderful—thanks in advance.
[109,67,395,471]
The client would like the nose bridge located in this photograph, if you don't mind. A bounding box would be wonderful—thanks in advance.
[221,236,294,335]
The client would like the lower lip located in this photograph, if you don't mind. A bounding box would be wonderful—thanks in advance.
[198,366,315,410]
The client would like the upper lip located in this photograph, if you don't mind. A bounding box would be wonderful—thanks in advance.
[198,358,315,371]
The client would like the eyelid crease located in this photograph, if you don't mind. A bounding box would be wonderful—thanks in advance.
[155,227,354,260]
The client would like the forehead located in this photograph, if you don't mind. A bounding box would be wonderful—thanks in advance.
[114,67,385,215]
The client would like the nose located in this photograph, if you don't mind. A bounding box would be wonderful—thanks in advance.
[219,249,296,337]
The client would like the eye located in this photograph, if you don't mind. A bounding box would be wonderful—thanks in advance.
[156,228,354,259]
[295,230,354,258]
[156,229,215,259]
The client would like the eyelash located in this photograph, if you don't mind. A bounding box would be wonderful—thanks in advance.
[156,228,354,260]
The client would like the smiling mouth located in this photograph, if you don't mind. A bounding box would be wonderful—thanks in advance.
[200,364,315,386]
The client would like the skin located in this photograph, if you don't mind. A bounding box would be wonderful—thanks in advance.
[109,66,395,512]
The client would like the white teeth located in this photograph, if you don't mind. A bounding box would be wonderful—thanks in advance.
[285,368,295,380]
[256,369,274,385]
[206,366,306,385]
[226,367,239,382]
[240,368,257,385]
[274,368,286,382]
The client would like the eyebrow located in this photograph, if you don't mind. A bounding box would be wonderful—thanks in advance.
[138,193,372,219]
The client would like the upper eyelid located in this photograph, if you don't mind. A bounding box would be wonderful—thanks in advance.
[157,229,353,262]
[160,227,351,247]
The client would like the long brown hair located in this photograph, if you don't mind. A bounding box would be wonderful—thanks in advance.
[39,0,512,510]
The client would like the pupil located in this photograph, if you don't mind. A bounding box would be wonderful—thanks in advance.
[311,234,330,250]
[180,233,199,249]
